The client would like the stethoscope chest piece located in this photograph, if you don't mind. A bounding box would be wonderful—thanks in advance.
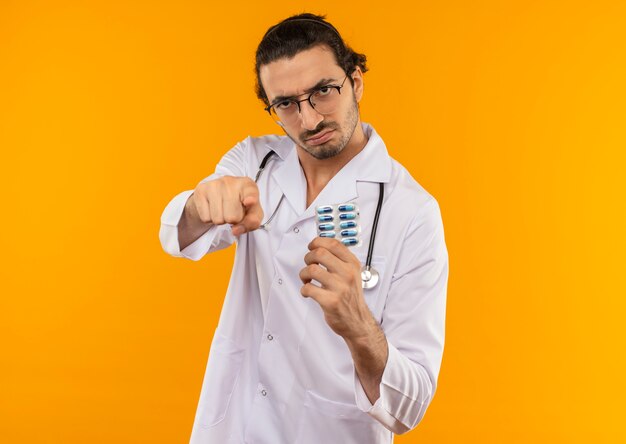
[361,265,379,289]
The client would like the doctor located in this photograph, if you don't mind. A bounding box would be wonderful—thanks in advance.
[160,13,448,444]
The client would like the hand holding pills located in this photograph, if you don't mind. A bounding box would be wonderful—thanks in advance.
[299,237,376,341]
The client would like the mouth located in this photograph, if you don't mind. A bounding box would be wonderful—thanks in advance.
[306,129,335,146]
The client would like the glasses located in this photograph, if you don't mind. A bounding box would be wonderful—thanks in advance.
[264,75,349,126]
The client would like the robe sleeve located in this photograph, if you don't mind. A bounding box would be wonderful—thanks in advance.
[159,139,249,261]
[353,197,449,434]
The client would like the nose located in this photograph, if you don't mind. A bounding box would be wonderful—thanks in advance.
[298,100,324,130]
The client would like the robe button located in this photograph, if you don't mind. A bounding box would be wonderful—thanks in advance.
[293,226,300,233]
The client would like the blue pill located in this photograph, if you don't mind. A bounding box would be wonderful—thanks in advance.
[318,223,335,231]
[316,206,333,214]
[318,214,333,222]
[339,212,357,220]
[340,229,358,237]
[319,232,336,238]
[339,221,357,229]
[338,204,355,211]
[341,237,359,246]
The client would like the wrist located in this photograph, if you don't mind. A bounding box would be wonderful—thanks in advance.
[184,193,196,215]
[184,193,210,225]
[345,318,384,352]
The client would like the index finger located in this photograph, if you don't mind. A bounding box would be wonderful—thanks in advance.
[307,237,358,265]
[240,181,260,208]
[236,182,263,233]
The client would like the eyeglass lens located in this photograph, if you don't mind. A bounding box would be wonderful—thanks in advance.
[270,87,341,125]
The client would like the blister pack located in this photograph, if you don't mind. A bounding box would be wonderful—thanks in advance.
[315,202,361,247]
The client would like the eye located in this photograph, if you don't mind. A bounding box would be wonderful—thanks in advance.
[275,100,295,110]
[316,86,333,96]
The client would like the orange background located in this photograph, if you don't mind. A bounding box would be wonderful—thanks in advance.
[2,1,625,442]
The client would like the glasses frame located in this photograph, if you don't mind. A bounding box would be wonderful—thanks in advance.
[264,75,350,123]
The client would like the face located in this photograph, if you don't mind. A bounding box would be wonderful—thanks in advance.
[259,45,364,160]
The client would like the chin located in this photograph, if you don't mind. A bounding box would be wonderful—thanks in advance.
[306,143,344,160]
[301,129,346,159]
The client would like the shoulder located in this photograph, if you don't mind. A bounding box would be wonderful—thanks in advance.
[220,133,291,178]
[386,156,440,219]
[383,157,447,273]
[236,133,289,155]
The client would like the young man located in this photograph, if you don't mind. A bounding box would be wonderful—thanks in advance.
[160,13,448,444]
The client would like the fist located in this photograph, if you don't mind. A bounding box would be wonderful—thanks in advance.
[191,176,264,236]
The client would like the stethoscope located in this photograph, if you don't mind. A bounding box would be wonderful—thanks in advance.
[254,150,384,289]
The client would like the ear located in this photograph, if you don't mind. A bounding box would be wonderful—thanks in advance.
[351,66,364,103]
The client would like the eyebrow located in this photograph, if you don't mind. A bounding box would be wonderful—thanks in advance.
[270,78,339,105]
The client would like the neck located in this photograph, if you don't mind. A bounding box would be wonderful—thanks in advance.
[297,122,368,207]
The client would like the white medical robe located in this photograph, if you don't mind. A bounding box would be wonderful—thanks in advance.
[159,123,449,444]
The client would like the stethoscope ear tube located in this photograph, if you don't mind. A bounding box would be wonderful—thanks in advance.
[255,150,276,182]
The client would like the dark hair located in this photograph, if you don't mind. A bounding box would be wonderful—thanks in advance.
[254,13,368,106]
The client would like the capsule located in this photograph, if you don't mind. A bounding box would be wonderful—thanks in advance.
[339,221,357,229]
[338,203,356,212]
[319,231,336,238]
[317,214,333,222]
[316,206,333,214]
[318,223,335,231]
[341,237,359,246]
[340,229,358,237]
[339,212,357,220]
